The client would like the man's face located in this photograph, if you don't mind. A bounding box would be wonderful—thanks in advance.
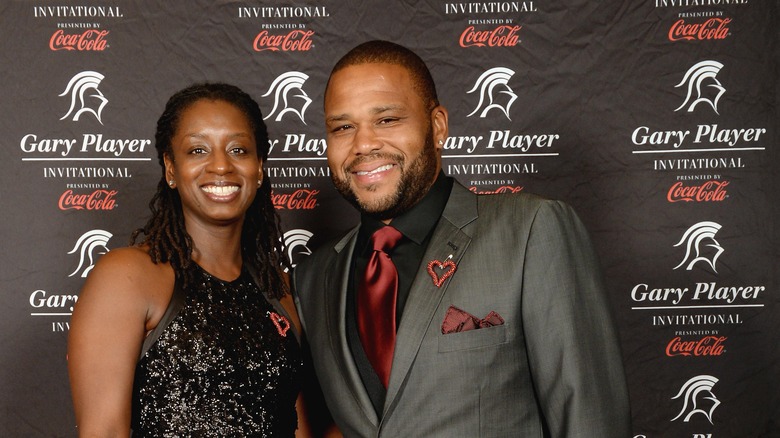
[324,62,447,221]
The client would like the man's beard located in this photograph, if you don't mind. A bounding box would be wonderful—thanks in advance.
[331,134,438,221]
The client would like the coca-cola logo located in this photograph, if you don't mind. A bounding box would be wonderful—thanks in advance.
[49,29,109,51]
[271,189,319,210]
[666,336,727,357]
[667,180,729,203]
[469,185,523,194]
[253,30,314,52]
[459,25,521,48]
[668,18,731,42]
[58,189,118,211]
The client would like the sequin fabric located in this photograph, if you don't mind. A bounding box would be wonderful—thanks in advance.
[131,265,302,437]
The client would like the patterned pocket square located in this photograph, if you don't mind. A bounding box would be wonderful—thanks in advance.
[441,305,505,334]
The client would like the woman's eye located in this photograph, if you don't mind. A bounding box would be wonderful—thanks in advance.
[190,147,206,154]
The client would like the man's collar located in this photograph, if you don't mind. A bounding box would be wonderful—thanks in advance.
[359,172,453,245]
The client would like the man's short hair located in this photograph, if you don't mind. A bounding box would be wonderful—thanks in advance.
[327,40,440,109]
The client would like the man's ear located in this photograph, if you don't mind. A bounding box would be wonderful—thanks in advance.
[431,105,449,150]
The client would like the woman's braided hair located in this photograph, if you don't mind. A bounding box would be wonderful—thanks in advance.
[131,82,290,298]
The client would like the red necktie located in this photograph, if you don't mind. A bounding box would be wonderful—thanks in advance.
[358,225,403,388]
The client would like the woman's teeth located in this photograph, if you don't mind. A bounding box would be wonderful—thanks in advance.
[202,185,239,195]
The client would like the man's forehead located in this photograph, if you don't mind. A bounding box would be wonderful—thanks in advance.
[337,61,408,75]
[325,63,423,111]
[328,62,411,89]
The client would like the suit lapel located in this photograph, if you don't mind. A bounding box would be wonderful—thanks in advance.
[383,182,478,415]
[327,228,380,426]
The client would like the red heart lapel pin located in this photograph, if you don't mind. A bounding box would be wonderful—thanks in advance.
[427,255,457,287]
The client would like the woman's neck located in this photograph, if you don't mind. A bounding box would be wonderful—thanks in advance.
[187,220,245,282]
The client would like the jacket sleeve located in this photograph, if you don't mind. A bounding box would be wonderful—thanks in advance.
[520,199,632,437]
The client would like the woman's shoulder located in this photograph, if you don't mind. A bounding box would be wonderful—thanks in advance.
[85,245,173,296]
[76,245,176,330]
[93,245,153,268]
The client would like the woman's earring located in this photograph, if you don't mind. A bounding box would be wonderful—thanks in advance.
[168,180,175,187]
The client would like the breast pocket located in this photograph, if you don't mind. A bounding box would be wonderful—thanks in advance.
[437,324,508,352]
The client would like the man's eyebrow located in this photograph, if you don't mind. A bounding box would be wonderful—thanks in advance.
[371,104,404,115]
[325,113,349,124]
[325,105,405,124]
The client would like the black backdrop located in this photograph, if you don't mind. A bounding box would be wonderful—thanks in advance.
[1,1,777,436]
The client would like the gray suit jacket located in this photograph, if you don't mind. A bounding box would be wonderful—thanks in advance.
[294,182,631,437]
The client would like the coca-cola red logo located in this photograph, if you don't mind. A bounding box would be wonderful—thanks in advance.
[469,185,523,195]
[271,189,319,210]
[668,18,731,42]
[58,189,118,211]
[666,336,727,357]
[459,25,521,48]
[667,180,729,203]
[253,30,314,52]
[49,29,109,51]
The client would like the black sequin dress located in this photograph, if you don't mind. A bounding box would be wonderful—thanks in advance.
[131,264,302,437]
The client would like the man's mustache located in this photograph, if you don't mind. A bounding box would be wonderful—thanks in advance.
[345,152,405,173]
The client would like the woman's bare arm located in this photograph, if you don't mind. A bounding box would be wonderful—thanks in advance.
[67,247,172,437]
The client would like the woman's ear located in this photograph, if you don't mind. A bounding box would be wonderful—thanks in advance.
[163,153,175,187]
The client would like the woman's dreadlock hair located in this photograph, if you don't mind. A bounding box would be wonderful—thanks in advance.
[131,82,291,299]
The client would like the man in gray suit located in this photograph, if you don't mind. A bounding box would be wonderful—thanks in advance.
[294,40,631,437]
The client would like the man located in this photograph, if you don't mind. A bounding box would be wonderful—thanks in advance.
[294,40,631,437]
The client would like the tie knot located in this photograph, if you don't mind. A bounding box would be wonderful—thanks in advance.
[371,226,403,252]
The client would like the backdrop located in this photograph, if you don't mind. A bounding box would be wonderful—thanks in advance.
[1,1,777,436]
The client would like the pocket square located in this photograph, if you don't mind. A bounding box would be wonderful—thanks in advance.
[441,305,505,334]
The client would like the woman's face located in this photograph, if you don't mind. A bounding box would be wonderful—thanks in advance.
[164,99,263,228]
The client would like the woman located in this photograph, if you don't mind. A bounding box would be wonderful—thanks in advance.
[68,83,308,436]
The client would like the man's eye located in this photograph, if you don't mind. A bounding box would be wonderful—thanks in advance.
[332,124,352,132]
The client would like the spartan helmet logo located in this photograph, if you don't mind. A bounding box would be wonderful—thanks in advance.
[671,375,721,424]
[673,221,724,273]
[60,71,109,124]
[466,67,518,120]
[68,229,112,278]
[262,71,312,124]
[674,60,726,114]
[283,229,313,271]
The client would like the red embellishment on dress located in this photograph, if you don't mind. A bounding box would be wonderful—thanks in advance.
[270,312,290,337]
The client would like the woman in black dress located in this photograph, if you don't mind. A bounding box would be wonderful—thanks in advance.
[68,83,309,436]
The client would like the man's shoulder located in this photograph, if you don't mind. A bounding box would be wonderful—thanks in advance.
[474,190,554,213]
[451,180,548,208]
[295,227,357,273]
[470,190,582,230]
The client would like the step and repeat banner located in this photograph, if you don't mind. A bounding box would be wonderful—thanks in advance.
[1,1,777,436]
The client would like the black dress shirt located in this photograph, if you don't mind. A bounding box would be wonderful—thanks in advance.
[345,172,453,414]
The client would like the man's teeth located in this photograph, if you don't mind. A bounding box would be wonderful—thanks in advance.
[356,164,393,176]
[202,185,239,195]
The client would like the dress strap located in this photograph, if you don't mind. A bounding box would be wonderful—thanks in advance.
[138,275,186,361]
